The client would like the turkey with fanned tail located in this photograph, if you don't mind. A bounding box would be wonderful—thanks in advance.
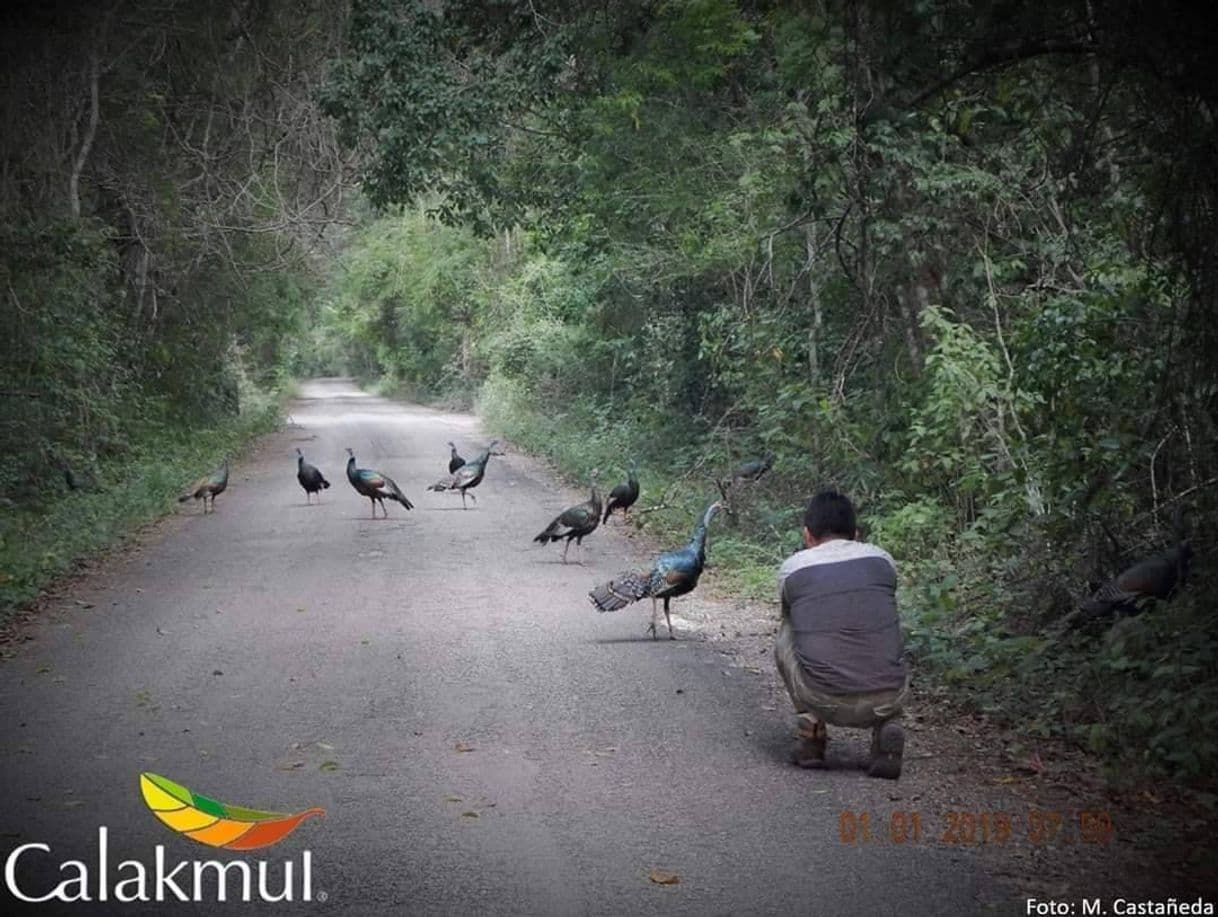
[588,501,724,639]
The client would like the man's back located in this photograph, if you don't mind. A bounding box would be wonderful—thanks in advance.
[778,539,906,696]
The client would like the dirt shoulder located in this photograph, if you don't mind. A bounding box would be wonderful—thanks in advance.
[680,583,1218,906]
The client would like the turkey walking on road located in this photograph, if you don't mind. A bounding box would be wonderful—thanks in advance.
[602,462,639,524]
[588,501,725,639]
[178,459,229,514]
[534,470,602,564]
[296,448,330,503]
[427,440,498,509]
[447,442,466,474]
[346,448,414,518]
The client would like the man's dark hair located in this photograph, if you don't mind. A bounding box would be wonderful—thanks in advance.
[803,489,856,539]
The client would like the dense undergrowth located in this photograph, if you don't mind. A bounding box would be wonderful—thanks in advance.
[313,211,1216,781]
[1,5,343,620]
[312,0,1218,780]
[4,0,1215,782]
[0,395,281,618]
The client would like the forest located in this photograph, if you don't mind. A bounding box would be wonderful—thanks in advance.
[2,0,1216,780]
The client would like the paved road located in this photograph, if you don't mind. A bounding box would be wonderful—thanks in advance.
[0,379,990,915]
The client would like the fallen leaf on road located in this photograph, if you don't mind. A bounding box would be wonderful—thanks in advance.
[460,810,479,820]
[35,665,51,674]
[455,742,475,753]
[648,869,680,886]
[276,760,305,771]
[319,760,340,772]
[317,742,334,751]
[444,795,463,803]
[1018,750,1044,774]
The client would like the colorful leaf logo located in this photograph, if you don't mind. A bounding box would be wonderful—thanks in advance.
[139,772,324,850]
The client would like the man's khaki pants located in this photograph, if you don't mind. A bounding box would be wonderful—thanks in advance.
[774,620,908,731]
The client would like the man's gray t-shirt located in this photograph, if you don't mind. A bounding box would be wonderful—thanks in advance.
[777,539,907,695]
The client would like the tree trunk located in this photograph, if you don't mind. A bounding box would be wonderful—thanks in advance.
[806,223,823,386]
[67,52,99,218]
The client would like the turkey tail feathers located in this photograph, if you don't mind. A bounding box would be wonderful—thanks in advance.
[380,474,413,510]
[179,478,205,501]
[588,572,650,612]
[534,519,562,544]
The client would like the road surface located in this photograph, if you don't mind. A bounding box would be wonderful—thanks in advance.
[0,379,992,914]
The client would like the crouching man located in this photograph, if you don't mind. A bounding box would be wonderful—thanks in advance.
[775,490,909,778]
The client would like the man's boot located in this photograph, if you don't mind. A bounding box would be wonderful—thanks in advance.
[791,715,827,768]
[867,721,904,779]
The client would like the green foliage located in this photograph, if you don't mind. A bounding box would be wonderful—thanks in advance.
[0,399,280,619]
[0,221,129,496]
[316,0,1218,779]
[313,211,485,399]
[0,2,341,616]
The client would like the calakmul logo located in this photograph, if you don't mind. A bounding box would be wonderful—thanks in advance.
[3,773,325,903]
[139,772,324,849]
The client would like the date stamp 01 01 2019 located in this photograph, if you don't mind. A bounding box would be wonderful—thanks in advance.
[837,809,1116,846]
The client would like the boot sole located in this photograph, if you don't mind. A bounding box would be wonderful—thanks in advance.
[867,723,904,780]
[793,754,827,769]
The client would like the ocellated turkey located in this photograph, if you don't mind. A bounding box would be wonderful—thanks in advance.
[588,501,724,639]
[178,459,229,513]
[296,448,330,503]
[534,470,602,564]
[427,440,498,508]
[345,448,414,518]
[602,461,639,524]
